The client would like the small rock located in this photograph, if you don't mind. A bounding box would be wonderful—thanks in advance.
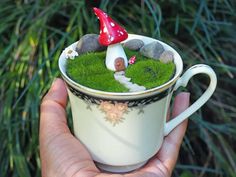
[119,80,129,85]
[129,84,146,92]
[114,71,125,75]
[121,77,131,82]
[114,74,131,82]
[123,82,134,88]
[140,41,164,60]
[159,50,174,63]
[123,39,144,51]
[76,34,106,54]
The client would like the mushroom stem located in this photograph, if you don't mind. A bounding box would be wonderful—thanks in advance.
[106,43,128,71]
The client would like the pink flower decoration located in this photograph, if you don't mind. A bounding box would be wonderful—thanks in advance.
[99,101,128,125]
[99,101,114,112]
[129,55,136,65]
[107,111,122,121]
[115,103,128,112]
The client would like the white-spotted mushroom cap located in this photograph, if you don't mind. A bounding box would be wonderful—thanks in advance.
[93,7,128,46]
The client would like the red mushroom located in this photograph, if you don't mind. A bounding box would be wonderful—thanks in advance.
[93,7,128,71]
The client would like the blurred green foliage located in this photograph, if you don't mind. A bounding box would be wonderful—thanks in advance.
[0,0,236,176]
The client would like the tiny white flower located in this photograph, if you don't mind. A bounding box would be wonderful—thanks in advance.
[64,46,78,59]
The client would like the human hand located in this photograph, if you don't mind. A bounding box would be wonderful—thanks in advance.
[40,78,190,177]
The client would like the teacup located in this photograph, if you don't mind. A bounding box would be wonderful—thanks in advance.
[58,34,217,173]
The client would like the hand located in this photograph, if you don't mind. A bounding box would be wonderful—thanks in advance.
[40,78,190,177]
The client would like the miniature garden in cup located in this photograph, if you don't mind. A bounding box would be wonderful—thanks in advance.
[64,8,175,93]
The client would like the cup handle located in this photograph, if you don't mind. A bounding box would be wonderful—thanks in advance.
[164,64,217,136]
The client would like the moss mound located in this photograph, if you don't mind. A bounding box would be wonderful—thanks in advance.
[66,51,129,92]
[66,48,175,92]
[126,60,175,89]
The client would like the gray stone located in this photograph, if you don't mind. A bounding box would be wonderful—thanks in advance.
[159,50,174,63]
[114,71,125,75]
[76,34,106,54]
[123,39,144,51]
[140,41,164,59]
[114,72,131,82]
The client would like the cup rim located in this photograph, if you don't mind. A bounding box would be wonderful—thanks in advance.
[58,34,183,99]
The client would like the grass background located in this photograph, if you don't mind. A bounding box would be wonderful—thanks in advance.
[0,0,235,176]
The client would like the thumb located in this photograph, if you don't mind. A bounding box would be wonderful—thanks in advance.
[40,79,99,177]
[40,78,69,141]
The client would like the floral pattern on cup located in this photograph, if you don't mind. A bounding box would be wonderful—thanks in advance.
[99,101,128,126]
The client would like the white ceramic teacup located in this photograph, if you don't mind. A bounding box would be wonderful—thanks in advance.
[58,34,217,173]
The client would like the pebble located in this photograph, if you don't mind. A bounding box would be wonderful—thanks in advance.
[115,71,125,75]
[76,34,106,54]
[159,50,174,63]
[123,39,144,51]
[129,84,146,92]
[140,41,164,60]
[114,74,131,82]
[124,82,134,88]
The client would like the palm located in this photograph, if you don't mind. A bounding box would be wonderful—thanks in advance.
[40,79,189,177]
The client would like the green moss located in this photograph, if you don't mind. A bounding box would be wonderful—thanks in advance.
[66,48,175,92]
[126,60,175,89]
[66,52,129,92]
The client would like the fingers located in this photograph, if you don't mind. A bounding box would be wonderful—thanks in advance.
[40,78,69,141]
[159,92,190,173]
[40,79,99,177]
[171,92,190,120]
[168,92,190,144]
[42,78,67,109]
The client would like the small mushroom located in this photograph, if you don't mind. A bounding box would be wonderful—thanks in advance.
[128,55,136,65]
[93,7,128,71]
